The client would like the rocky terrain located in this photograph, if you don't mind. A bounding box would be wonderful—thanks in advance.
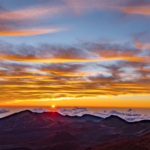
[0,110,150,150]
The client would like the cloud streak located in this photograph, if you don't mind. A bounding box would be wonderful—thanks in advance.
[0,0,149,37]
[0,40,150,104]
[0,28,64,36]
[63,0,150,16]
[0,3,66,36]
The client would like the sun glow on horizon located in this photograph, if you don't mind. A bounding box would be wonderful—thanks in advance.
[51,105,55,108]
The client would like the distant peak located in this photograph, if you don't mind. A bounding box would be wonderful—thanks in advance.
[43,111,63,116]
[0,109,34,120]
[20,110,33,114]
[105,115,127,122]
[81,114,103,119]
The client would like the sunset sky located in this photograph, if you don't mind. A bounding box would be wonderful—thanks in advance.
[1,0,150,108]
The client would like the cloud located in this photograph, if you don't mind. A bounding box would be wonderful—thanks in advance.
[31,108,49,113]
[93,109,149,122]
[51,107,150,122]
[62,0,150,16]
[0,3,66,36]
[134,41,150,50]
[0,109,10,114]
[31,107,88,116]
[113,1,150,16]
[62,0,104,14]
[0,4,66,21]
[109,110,141,117]
[0,41,144,63]
[0,28,65,36]
[0,0,149,37]
[1,40,150,103]
[29,107,150,122]
[57,107,88,116]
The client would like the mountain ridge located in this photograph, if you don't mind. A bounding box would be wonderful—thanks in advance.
[0,111,150,150]
[0,110,104,122]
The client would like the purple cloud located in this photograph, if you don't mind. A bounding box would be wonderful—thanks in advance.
[57,107,88,116]
[31,108,49,113]
[0,109,9,114]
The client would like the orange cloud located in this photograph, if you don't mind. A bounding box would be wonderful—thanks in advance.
[0,4,66,20]
[63,0,101,14]
[0,28,64,36]
[1,41,150,105]
[0,55,123,62]
[115,5,150,16]
[0,4,66,36]
[134,41,150,50]
[63,0,150,16]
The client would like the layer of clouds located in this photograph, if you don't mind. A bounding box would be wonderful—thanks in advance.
[0,1,66,36]
[58,107,150,122]
[30,107,150,122]
[0,0,150,36]
[31,107,88,116]
[93,109,150,122]
[57,107,88,116]
[31,108,49,113]
[0,109,10,114]
[1,40,150,103]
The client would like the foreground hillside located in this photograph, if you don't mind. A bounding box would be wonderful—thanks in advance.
[84,133,150,150]
[0,110,150,150]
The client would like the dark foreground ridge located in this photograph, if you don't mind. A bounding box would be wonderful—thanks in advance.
[0,110,150,150]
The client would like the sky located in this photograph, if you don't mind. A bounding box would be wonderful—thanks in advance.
[1,0,150,109]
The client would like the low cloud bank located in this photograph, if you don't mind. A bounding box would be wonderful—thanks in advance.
[31,107,150,122]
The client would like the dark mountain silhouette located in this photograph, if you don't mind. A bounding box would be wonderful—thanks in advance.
[65,114,103,122]
[0,110,103,133]
[84,133,150,150]
[100,115,128,127]
[5,148,32,150]
[37,131,77,145]
[42,141,80,150]
[97,134,137,144]
[0,111,150,150]
[100,115,150,136]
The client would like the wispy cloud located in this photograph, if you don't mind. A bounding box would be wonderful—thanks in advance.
[1,40,150,103]
[0,109,10,114]
[0,0,149,37]
[0,4,66,20]
[0,3,66,36]
[57,107,88,116]
[63,0,150,16]
[93,108,150,122]
[134,41,150,50]
[0,28,65,36]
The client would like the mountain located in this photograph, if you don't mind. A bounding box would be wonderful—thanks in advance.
[5,142,80,150]
[79,114,103,122]
[1,111,150,150]
[97,134,137,144]
[0,110,103,133]
[6,148,32,150]
[42,141,79,150]
[84,133,150,150]
[0,110,55,133]
[64,114,103,122]
[100,115,128,127]
[100,115,150,136]
[37,131,77,145]
[0,110,103,149]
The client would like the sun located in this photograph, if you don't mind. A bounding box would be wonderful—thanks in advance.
[51,104,55,108]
